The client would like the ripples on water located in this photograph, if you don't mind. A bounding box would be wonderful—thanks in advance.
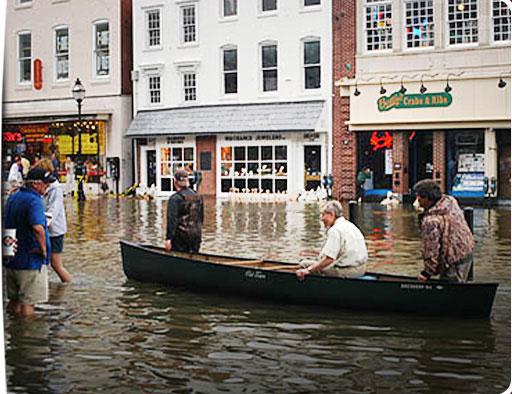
[4,198,510,393]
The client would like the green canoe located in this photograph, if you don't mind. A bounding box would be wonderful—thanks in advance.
[120,240,498,318]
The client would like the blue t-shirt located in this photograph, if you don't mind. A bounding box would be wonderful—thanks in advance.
[4,187,50,270]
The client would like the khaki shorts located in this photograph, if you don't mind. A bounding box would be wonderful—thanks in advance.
[300,260,367,278]
[5,265,48,305]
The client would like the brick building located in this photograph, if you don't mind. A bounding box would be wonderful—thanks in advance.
[333,0,510,202]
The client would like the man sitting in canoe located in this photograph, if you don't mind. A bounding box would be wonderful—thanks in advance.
[296,200,368,279]
[413,179,474,283]
[164,168,204,253]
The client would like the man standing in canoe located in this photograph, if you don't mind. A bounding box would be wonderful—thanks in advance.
[164,168,204,253]
[296,200,368,279]
[413,179,474,283]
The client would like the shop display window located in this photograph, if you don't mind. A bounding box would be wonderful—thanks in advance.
[160,146,195,192]
[220,144,288,193]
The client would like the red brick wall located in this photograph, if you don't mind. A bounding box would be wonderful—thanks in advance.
[332,0,357,201]
[196,136,217,196]
[120,0,133,95]
[433,131,446,192]
[392,132,409,195]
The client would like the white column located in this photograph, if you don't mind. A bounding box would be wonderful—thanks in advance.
[484,128,498,197]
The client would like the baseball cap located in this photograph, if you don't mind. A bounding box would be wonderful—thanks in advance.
[26,167,56,183]
[174,168,189,182]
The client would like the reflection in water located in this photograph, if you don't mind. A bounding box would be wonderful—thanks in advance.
[4,198,510,393]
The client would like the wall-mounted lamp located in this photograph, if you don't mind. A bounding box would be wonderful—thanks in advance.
[498,73,507,88]
[354,79,360,96]
[419,76,427,94]
[399,78,407,94]
[444,75,452,93]
[379,78,386,95]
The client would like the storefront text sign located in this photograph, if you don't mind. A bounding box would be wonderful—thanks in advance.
[34,59,43,90]
[225,134,285,141]
[377,91,452,112]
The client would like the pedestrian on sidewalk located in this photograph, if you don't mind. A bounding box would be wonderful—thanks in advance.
[413,179,474,283]
[4,167,53,317]
[36,159,72,282]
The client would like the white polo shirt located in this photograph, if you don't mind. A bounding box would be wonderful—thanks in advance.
[320,217,368,268]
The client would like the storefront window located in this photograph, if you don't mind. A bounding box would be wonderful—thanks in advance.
[160,146,195,192]
[220,144,288,193]
[447,130,484,197]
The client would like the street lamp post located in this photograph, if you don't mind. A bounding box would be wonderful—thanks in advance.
[72,78,86,201]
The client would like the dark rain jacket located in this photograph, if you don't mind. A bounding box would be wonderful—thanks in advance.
[166,188,204,253]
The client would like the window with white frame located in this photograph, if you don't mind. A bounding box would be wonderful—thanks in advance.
[220,145,288,193]
[223,47,237,94]
[146,9,161,47]
[181,5,197,43]
[55,27,69,80]
[404,0,434,48]
[492,0,511,42]
[160,146,195,192]
[94,21,109,76]
[447,0,478,45]
[148,75,161,104]
[183,72,197,101]
[18,32,31,83]
[365,0,392,51]
[223,0,237,17]
[261,44,277,92]
[262,0,277,11]
[304,0,320,6]
[303,40,320,89]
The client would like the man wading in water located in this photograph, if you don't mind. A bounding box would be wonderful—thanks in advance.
[164,168,204,253]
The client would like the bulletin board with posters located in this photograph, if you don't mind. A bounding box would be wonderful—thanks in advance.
[452,153,485,198]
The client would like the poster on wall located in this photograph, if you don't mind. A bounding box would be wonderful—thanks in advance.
[384,149,393,175]
[458,153,485,173]
[451,172,485,198]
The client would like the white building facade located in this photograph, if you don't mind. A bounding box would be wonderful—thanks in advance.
[3,0,134,194]
[338,0,511,201]
[128,0,333,197]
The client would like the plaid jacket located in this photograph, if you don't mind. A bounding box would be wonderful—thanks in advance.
[420,195,474,276]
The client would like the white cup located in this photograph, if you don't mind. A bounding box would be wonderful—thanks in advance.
[2,229,17,257]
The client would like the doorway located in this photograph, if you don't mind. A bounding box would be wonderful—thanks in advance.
[304,145,321,190]
[497,130,511,199]
[146,150,156,188]
[408,131,433,189]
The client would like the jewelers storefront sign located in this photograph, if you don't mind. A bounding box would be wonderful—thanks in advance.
[377,92,452,112]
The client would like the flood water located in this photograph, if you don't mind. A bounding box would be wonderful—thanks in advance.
[4,198,511,393]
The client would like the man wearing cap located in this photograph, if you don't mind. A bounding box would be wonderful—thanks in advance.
[4,167,54,317]
[164,168,204,253]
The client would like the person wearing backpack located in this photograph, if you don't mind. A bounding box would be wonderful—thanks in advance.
[164,168,204,253]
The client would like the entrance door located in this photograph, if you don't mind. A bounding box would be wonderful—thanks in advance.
[146,150,156,188]
[304,145,321,190]
[498,131,511,199]
[409,131,433,188]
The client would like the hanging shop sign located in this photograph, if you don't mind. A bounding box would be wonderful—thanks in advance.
[34,59,43,90]
[377,91,452,112]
